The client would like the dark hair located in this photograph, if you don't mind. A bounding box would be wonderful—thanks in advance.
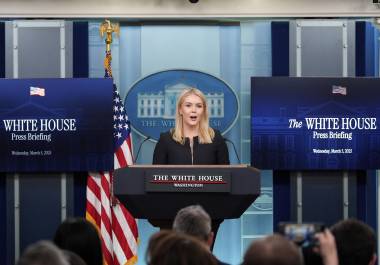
[54,218,102,265]
[243,234,302,265]
[146,230,218,265]
[331,219,376,265]
[172,205,212,242]
[17,240,69,265]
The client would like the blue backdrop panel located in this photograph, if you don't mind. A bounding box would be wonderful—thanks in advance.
[0,19,6,265]
[357,170,377,230]
[299,172,344,226]
[219,23,241,165]
[355,22,365,76]
[273,171,291,230]
[0,173,5,265]
[356,21,379,77]
[73,22,89,78]
[355,21,379,231]
[214,24,242,264]
[0,21,4,78]
[6,176,15,265]
[19,174,62,253]
[356,170,376,228]
[271,22,291,229]
[73,22,89,217]
[271,22,289,76]
[73,173,87,217]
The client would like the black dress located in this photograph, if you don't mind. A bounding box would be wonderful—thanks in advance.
[152,129,229,165]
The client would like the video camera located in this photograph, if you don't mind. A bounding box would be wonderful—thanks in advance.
[278,223,325,248]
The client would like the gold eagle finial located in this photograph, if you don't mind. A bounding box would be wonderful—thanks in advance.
[99,19,120,52]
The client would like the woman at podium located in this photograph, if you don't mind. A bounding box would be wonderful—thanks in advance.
[153,87,229,165]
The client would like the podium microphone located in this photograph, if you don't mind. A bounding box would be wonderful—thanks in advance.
[224,137,241,164]
[134,135,151,163]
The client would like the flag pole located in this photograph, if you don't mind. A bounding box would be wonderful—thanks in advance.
[100,19,120,206]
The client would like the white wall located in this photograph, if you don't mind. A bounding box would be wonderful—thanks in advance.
[0,0,379,18]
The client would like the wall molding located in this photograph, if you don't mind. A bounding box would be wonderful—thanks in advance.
[0,0,379,18]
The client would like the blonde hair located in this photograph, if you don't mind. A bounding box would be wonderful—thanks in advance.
[172,87,215,144]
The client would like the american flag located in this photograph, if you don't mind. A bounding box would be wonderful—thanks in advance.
[332,85,347,95]
[86,51,138,265]
[30,86,45,96]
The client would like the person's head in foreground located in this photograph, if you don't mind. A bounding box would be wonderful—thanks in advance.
[173,204,214,248]
[17,240,69,265]
[331,218,376,265]
[146,230,218,265]
[242,234,302,265]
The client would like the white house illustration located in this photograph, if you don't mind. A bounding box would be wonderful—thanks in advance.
[137,82,224,119]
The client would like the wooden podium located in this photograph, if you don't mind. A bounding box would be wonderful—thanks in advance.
[113,165,260,232]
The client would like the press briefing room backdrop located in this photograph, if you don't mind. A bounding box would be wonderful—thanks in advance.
[0,0,380,264]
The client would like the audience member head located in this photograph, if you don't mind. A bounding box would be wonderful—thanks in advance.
[146,230,218,265]
[17,240,69,265]
[242,234,302,265]
[172,205,213,248]
[331,218,376,265]
[54,217,102,265]
[62,250,87,265]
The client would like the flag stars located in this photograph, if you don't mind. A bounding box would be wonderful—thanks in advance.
[112,87,131,144]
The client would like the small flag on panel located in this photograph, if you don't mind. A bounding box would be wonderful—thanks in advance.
[30,86,45,97]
